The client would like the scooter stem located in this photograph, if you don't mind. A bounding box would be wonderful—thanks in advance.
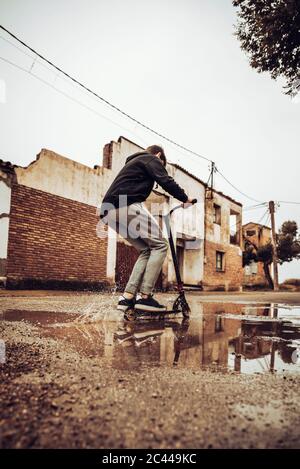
[162,198,197,290]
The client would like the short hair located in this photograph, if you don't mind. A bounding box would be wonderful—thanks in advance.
[145,145,167,167]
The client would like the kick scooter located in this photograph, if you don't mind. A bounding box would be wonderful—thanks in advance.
[124,198,197,321]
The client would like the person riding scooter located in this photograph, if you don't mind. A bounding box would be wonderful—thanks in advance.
[100,145,195,314]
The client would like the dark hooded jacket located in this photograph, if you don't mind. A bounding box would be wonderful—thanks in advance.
[100,152,188,216]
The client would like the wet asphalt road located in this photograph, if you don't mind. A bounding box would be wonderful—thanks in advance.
[1,291,300,449]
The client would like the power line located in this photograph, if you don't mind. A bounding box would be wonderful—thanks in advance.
[0,24,213,164]
[0,55,151,149]
[229,206,269,231]
[0,54,204,170]
[0,33,139,124]
[0,44,272,235]
[243,203,268,211]
[278,200,300,206]
[215,168,264,203]
[230,205,269,231]
[0,33,51,72]
[0,25,292,208]
[0,32,203,170]
[241,209,270,232]
[265,213,271,227]
[257,209,270,226]
[237,208,269,232]
[244,203,267,208]
[0,32,202,171]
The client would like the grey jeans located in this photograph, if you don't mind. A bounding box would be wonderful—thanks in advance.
[106,203,168,295]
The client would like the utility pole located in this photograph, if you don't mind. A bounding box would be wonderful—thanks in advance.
[210,162,215,192]
[269,201,279,291]
[206,162,215,199]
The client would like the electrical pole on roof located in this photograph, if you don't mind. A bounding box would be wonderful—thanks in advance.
[206,162,215,200]
[211,162,215,192]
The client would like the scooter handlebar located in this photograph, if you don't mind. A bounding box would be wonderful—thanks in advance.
[168,198,197,216]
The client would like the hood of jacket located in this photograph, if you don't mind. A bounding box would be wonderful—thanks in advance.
[125,151,149,164]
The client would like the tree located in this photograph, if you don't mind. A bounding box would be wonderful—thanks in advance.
[233,0,300,95]
[243,220,300,289]
[277,220,300,262]
[256,242,274,289]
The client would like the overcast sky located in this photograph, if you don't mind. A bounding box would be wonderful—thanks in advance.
[0,0,299,280]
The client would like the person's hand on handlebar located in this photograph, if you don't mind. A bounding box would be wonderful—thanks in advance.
[182,198,197,209]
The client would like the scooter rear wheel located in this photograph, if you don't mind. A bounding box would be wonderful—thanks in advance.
[124,308,182,321]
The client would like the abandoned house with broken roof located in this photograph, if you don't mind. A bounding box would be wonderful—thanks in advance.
[242,222,273,288]
[0,136,243,291]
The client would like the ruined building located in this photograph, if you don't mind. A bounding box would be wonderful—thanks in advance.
[243,222,272,288]
[0,136,243,291]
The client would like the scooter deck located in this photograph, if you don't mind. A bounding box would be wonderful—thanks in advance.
[124,308,183,321]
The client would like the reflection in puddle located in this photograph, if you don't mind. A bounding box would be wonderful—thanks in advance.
[2,302,300,374]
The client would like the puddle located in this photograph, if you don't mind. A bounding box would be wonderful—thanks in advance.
[1,300,300,374]
[0,309,80,325]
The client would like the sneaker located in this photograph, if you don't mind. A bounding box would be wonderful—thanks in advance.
[117,295,135,312]
[134,295,166,312]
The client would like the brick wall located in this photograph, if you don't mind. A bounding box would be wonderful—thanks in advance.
[6,184,108,289]
[203,240,243,291]
[102,142,113,170]
[243,262,268,287]
[0,258,6,276]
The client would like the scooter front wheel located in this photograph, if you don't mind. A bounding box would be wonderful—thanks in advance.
[172,293,190,318]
